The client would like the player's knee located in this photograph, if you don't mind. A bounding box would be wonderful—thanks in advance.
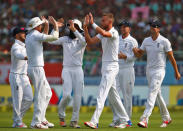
[62,94,71,101]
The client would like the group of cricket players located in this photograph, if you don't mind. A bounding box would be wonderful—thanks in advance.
[9,12,181,129]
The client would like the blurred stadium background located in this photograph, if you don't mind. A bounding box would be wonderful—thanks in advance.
[0,0,183,115]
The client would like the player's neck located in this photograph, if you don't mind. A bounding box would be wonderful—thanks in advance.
[122,33,129,39]
[151,33,159,41]
[106,25,113,31]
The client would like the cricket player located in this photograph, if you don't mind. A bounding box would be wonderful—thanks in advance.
[49,19,86,128]
[109,20,138,127]
[133,20,181,128]
[83,13,130,129]
[9,27,33,128]
[25,16,59,129]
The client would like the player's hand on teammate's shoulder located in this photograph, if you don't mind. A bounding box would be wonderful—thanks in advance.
[57,18,64,28]
[175,72,181,80]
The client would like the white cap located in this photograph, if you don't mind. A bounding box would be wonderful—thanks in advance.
[73,19,83,31]
[26,17,45,31]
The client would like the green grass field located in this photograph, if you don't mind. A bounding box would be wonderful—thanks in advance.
[0,110,183,131]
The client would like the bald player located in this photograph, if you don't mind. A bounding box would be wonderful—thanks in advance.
[83,13,129,129]
[133,20,181,128]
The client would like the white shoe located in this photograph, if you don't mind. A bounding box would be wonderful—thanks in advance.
[31,123,48,129]
[13,123,27,128]
[114,123,127,129]
[84,121,98,129]
[160,119,172,128]
[42,121,54,128]
[137,120,148,128]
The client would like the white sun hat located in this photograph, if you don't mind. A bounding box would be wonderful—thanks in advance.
[73,19,83,31]
[26,17,45,31]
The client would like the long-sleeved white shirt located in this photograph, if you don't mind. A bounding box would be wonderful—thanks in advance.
[10,39,27,74]
[49,30,86,67]
[118,34,138,68]
[25,30,59,67]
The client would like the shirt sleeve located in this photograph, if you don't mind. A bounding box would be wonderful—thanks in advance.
[109,29,118,39]
[12,47,26,60]
[164,39,172,52]
[73,30,86,46]
[34,30,59,42]
[140,39,146,51]
[126,39,138,62]
[96,34,103,40]
[49,36,67,45]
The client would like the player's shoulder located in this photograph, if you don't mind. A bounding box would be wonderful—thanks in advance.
[159,34,170,43]
[128,35,138,43]
[143,36,151,43]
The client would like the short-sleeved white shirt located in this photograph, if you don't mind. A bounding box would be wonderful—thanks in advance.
[140,34,172,70]
[96,27,119,63]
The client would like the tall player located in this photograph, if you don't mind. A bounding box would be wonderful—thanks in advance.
[49,19,86,128]
[109,20,138,127]
[83,13,129,129]
[133,20,181,128]
[25,16,59,129]
[9,27,33,128]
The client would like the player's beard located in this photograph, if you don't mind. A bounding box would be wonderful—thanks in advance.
[69,30,76,39]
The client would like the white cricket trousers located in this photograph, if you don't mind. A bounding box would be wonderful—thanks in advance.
[27,67,52,125]
[58,66,84,122]
[111,67,135,121]
[91,62,129,124]
[9,73,33,125]
[140,68,171,123]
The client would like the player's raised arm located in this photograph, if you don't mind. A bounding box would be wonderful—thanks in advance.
[83,15,100,44]
[167,51,181,80]
[68,20,86,46]
[41,16,49,35]
[89,12,113,38]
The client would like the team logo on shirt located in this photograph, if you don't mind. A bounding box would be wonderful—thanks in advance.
[125,43,128,48]
[157,43,160,48]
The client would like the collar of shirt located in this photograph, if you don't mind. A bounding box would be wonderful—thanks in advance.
[151,33,161,42]
[120,34,131,41]
[15,39,25,47]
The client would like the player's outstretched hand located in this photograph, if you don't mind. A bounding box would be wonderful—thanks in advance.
[89,12,94,24]
[84,15,90,27]
[48,16,57,26]
[118,51,127,59]
[175,72,181,80]
[57,18,64,28]
[41,16,48,24]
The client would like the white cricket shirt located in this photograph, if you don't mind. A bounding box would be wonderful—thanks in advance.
[10,39,27,74]
[96,27,119,63]
[140,34,172,70]
[25,30,59,67]
[118,34,138,68]
[49,30,86,67]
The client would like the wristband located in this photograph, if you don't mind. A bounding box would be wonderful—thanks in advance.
[92,23,98,30]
